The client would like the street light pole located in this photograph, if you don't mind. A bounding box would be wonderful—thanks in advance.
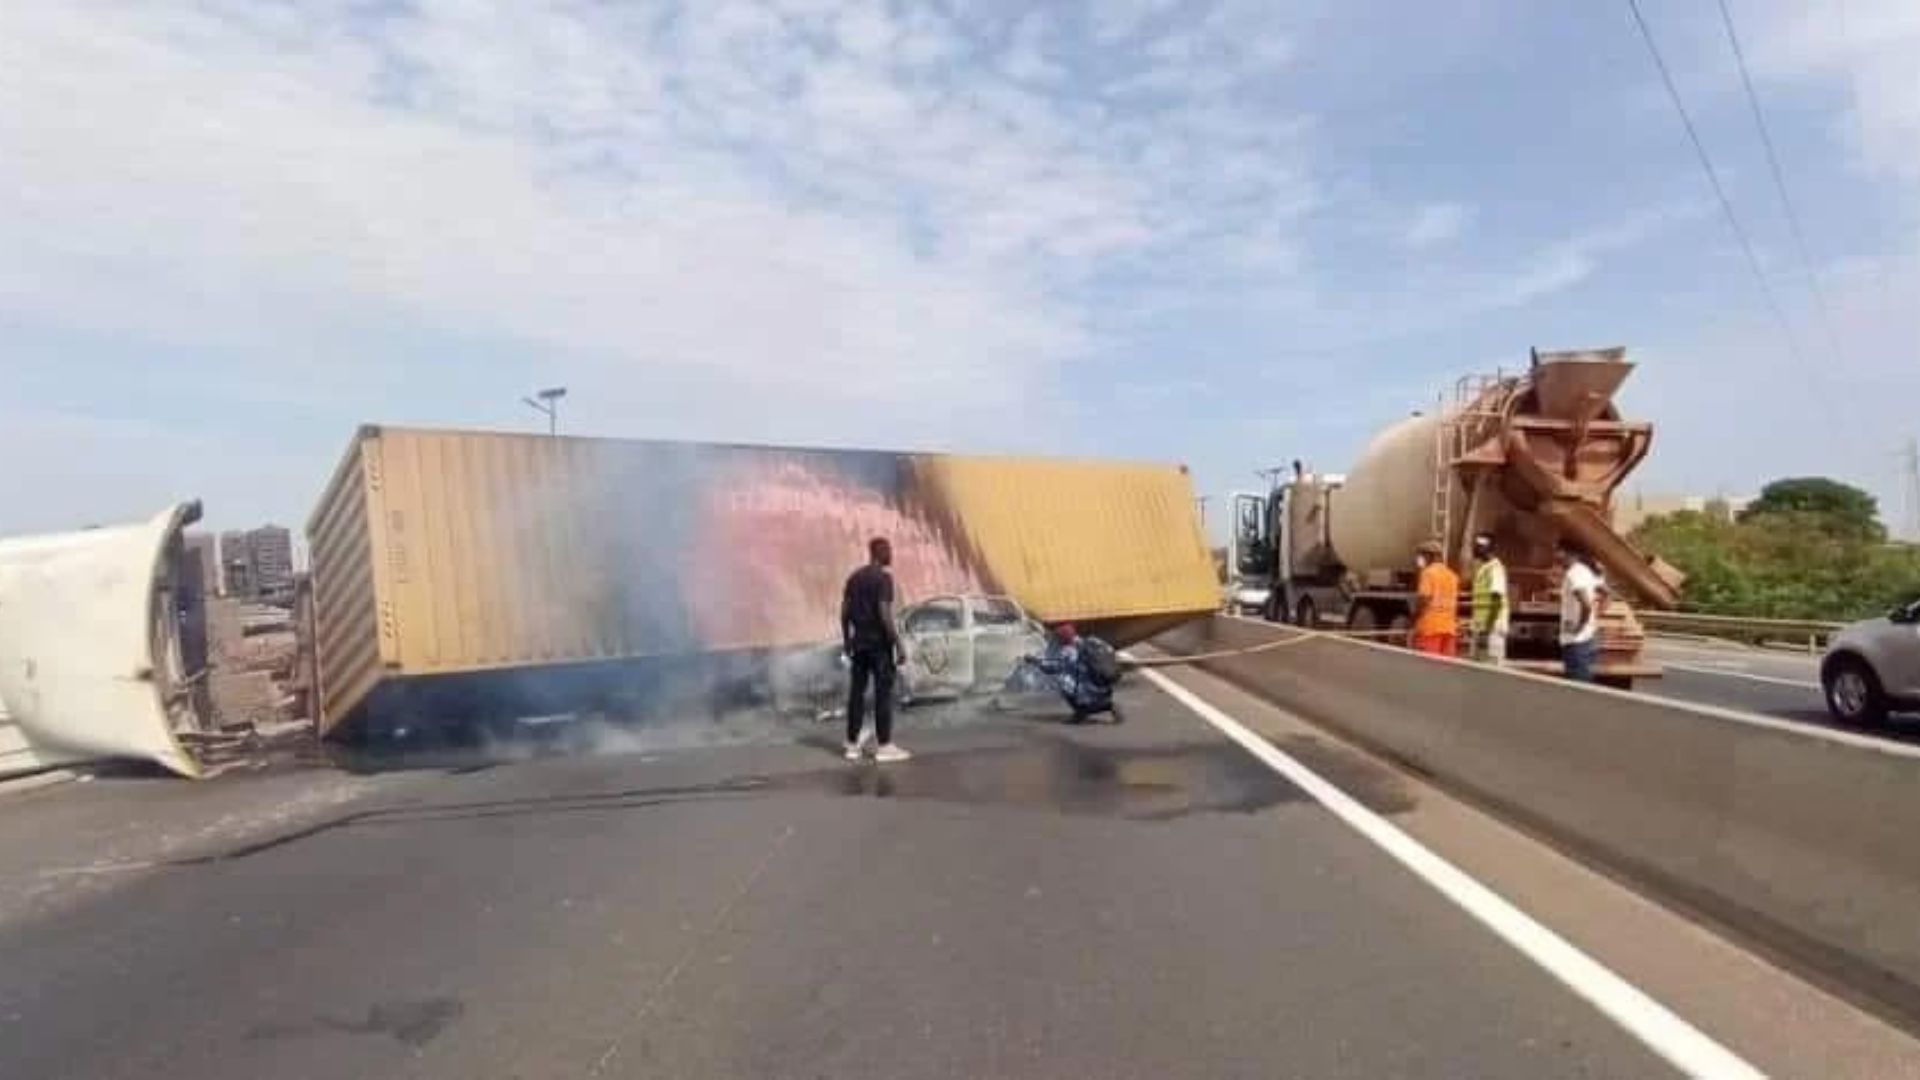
[521,387,568,435]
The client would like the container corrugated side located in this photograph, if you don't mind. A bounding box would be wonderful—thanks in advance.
[911,456,1217,621]
[306,430,387,734]
[308,427,1217,733]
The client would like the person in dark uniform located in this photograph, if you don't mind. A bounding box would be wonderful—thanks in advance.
[841,537,910,762]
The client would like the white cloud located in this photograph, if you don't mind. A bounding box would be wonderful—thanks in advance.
[1750,0,1920,182]
[1001,11,1065,85]
[0,1,1323,501]
[1089,0,1183,45]
[8,1,1748,538]
[1401,202,1472,249]
[1476,203,1712,312]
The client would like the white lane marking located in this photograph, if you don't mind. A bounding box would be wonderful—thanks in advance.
[1662,662,1821,691]
[1141,668,1766,1080]
[37,861,157,878]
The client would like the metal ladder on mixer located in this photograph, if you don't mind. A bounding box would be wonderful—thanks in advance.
[1428,372,1511,556]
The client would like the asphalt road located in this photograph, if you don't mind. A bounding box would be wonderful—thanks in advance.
[1635,639,1920,746]
[0,682,1687,1080]
[1640,639,1830,722]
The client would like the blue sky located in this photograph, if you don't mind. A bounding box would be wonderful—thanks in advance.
[2,0,1916,542]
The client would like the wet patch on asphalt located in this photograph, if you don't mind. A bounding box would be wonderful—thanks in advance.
[246,997,465,1048]
[814,735,1300,821]
[322,697,1013,776]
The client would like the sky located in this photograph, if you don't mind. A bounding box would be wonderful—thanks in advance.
[1,0,1916,544]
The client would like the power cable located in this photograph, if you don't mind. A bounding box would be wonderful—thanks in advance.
[1622,0,1837,424]
[1713,0,1849,373]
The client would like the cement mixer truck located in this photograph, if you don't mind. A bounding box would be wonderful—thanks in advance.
[1226,348,1685,686]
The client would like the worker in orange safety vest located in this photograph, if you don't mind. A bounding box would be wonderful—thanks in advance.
[1411,539,1460,658]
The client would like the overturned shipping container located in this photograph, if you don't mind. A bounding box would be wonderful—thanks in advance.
[309,428,1218,737]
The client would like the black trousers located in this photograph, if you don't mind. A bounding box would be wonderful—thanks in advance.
[846,647,896,745]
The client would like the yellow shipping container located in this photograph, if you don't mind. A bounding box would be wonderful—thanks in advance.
[308,426,1217,735]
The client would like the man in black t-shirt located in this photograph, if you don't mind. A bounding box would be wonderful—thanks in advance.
[841,537,910,762]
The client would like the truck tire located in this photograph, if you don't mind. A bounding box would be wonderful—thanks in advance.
[1294,596,1317,629]
[1386,613,1412,649]
[1346,605,1378,633]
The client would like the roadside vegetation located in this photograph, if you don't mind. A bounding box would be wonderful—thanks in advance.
[1632,478,1920,622]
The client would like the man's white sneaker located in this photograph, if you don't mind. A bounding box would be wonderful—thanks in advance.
[874,743,912,763]
[844,740,866,762]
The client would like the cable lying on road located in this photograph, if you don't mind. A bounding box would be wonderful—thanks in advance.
[1121,628,1404,669]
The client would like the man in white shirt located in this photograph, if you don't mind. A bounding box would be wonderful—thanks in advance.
[1556,540,1601,682]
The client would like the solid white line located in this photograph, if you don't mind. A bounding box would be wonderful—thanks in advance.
[1141,668,1766,1080]
[1662,662,1821,691]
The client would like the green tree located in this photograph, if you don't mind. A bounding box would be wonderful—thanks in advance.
[1739,477,1884,541]
[1633,478,1920,620]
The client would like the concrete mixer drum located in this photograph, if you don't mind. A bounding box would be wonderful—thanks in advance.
[1228,347,1685,685]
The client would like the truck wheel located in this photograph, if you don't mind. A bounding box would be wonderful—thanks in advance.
[1294,596,1317,629]
[1346,605,1377,635]
[1823,655,1888,727]
[1386,613,1412,649]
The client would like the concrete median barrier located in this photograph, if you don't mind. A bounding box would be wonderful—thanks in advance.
[1153,615,1920,1025]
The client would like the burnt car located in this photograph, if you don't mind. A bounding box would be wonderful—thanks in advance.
[897,594,1049,702]
[766,594,1049,716]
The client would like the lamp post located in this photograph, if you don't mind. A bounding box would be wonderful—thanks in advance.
[522,387,568,435]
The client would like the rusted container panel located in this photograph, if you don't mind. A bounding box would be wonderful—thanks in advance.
[307,427,1217,735]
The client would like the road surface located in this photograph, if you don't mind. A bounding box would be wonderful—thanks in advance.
[1,674,1914,1078]
[1640,639,1829,721]
[1635,638,1920,746]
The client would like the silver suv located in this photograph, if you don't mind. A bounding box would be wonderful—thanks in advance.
[1821,598,1920,725]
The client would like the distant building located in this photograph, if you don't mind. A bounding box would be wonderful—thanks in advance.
[219,529,250,598]
[1612,492,1753,535]
[249,525,295,603]
[218,525,296,603]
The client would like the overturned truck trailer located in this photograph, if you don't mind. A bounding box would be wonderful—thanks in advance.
[0,503,209,778]
[308,427,1219,739]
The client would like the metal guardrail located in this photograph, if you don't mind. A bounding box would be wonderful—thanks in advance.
[1639,611,1846,652]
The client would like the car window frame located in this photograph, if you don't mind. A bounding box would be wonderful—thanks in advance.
[903,596,966,636]
[970,596,1025,630]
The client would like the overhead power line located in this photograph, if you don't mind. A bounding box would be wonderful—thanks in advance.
[1622,0,1836,422]
[1713,0,1850,373]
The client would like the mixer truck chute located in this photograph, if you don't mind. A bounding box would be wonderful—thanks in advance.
[1226,348,1685,686]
